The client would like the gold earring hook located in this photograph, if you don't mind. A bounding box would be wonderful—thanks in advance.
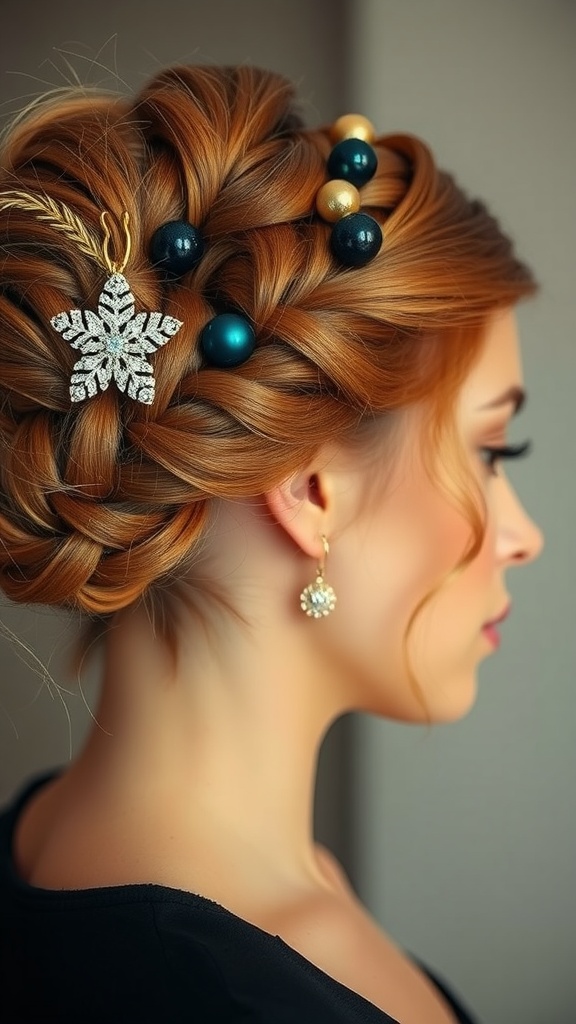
[100,210,131,275]
[317,535,330,579]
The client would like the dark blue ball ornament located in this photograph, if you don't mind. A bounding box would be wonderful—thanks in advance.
[330,213,383,267]
[327,139,378,188]
[200,313,256,368]
[149,220,204,277]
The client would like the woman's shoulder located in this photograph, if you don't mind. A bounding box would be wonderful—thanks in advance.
[265,855,478,1023]
[2,775,469,1023]
[258,873,460,1024]
[2,809,396,1023]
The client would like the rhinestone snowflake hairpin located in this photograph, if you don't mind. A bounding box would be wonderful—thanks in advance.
[50,210,183,405]
[0,192,183,405]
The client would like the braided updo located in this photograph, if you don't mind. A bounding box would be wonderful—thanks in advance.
[0,65,536,630]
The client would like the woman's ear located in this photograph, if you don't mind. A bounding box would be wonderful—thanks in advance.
[264,465,333,560]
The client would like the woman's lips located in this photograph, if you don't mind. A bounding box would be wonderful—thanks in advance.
[482,623,502,648]
[481,604,511,649]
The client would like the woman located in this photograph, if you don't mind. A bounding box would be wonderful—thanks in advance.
[0,65,543,1023]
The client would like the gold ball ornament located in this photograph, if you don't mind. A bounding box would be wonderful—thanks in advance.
[330,114,376,144]
[316,180,361,223]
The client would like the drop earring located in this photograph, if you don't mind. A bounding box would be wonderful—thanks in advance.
[300,535,337,618]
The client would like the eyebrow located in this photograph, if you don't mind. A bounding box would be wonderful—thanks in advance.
[478,385,526,416]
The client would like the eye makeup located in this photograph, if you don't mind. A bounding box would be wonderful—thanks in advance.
[480,439,532,476]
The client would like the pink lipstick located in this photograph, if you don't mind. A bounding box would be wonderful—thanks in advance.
[481,604,511,649]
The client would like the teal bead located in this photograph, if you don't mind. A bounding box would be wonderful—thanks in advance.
[327,139,378,188]
[331,213,383,267]
[150,220,204,277]
[200,313,256,368]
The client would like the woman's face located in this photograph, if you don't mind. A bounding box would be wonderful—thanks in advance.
[322,307,544,723]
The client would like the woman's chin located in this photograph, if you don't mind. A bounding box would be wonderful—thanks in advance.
[378,672,480,726]
[429,674,479,724]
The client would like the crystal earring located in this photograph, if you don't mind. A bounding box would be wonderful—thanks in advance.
[300,535,337,618]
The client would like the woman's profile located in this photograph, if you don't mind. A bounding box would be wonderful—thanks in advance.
[0,64,543,1023]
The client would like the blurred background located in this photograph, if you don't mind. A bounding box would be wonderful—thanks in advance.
[0,2,574,1022]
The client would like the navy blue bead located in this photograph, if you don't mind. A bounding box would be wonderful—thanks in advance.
[330,213,383,267]
[150,220,204,276]
[200,314,256,368]
[327,139,378,187]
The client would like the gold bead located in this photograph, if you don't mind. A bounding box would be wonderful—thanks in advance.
[330,114,376,145]
[316,180,361,223]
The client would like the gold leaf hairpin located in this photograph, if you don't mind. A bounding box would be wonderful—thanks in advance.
[0,189,107,269]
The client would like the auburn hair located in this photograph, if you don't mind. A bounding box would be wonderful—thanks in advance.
[0,65,537,697]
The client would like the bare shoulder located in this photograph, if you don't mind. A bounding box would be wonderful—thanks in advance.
[272,856,458,1024]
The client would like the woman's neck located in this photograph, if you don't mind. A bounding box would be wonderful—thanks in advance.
[65,600,346,904]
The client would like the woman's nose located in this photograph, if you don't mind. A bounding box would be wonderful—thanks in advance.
[495,474,545,567]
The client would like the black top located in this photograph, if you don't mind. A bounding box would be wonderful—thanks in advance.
[0,771,480,1023]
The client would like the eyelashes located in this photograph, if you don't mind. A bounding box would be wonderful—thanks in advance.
[480,440,533,476]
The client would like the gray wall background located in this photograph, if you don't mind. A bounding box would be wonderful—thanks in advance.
[1,3,574,1023]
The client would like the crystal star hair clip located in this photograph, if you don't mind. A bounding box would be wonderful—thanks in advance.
[52,210,183,405]
[0,192,183,405]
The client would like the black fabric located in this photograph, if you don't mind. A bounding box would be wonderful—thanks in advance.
[0,771,480,1023]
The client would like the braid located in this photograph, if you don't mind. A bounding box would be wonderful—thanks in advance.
[0,65,537,627]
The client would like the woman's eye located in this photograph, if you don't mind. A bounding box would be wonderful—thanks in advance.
[479,440,533,476]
